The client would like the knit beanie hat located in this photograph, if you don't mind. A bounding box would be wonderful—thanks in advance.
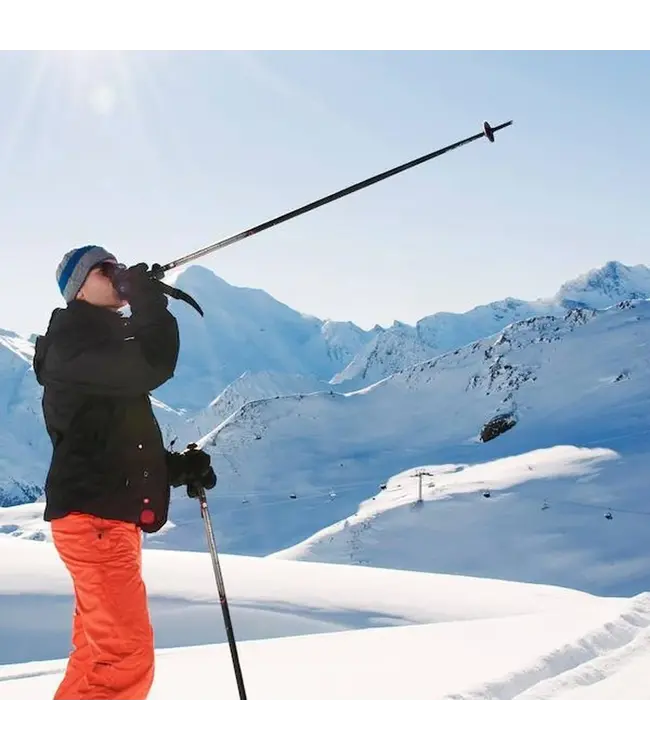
[56,245,118,303]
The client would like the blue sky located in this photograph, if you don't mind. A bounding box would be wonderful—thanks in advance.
[1,50,649,337]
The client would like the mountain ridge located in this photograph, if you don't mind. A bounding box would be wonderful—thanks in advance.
[0,259,648,514]
[3,293,650,601]
[332,260,650,389]
[122,297,650,573]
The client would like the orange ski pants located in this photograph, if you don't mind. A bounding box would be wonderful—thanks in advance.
[51,512,155,700]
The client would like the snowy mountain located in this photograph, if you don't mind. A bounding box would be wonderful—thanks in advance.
[124,302,650,585]
[330,297,554,388]
[180,370,334,444]
[126,298,648,599]
[0,297,634,598]
[0,330,50,506]
[0,268,371,505]
[152,265,374,411]
[270,444,650,597]
[332,260,650,389]
[555,260,650,310]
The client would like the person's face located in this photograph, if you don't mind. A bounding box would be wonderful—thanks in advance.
[76,261,126,310]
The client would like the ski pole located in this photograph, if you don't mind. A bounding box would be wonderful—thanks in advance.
[196,483,247,699]
[151,119,512,280]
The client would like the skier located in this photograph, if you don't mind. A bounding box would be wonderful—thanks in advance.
[33,245,216,700]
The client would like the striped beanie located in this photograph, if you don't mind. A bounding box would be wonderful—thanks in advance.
[56,245,117,303]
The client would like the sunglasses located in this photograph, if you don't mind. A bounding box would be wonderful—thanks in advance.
[96,261,126,279]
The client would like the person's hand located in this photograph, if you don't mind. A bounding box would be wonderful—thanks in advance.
[183,443,217,497]
[109,263,166,307]
[166,443,217,497]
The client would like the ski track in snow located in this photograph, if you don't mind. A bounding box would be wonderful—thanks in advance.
[445,593,650,699]
[514,605,650,699]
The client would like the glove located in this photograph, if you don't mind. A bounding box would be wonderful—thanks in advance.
[109,263,167,309]
[184,444,217,498]
[166,445,217,496]
[166,444,217,497]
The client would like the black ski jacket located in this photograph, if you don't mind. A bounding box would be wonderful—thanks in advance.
[33,294,180,533]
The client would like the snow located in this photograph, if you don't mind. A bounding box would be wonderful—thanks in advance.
[2,258,649,511]
[186,369,334,439]
[331,260,650,390]
[0,331,51,507]
[151,265,372,411]
[4,259,650,701]
[555,259,650,311]
[129,299,650,597]
[4,293,650,600]
[2,531,650,700]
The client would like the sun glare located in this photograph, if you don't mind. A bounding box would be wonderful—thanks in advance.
[1,51,198,179]
[52,51,125,115]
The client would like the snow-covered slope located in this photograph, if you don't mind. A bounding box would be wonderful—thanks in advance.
[0,330,51,506]
[2,533,650,700]
[152,266,373,410]
[555,260,650,310]
[182,370,334,442]
[320,318,375,370]
[30,297,640,599]
[331,260,650,389]
[5,261,650,701]
[0,264,647,564]
[6,298,650,597]
[330,297,556,388]
[0,266,374,504]
[271,444,650,596]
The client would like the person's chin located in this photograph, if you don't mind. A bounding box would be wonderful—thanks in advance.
[102,300,125,312]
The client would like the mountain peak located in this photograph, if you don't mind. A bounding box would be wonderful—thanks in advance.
[554,260,650,310]
[171,264,233,292]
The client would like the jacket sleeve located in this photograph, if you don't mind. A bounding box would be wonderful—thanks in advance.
[45,303,180,397]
